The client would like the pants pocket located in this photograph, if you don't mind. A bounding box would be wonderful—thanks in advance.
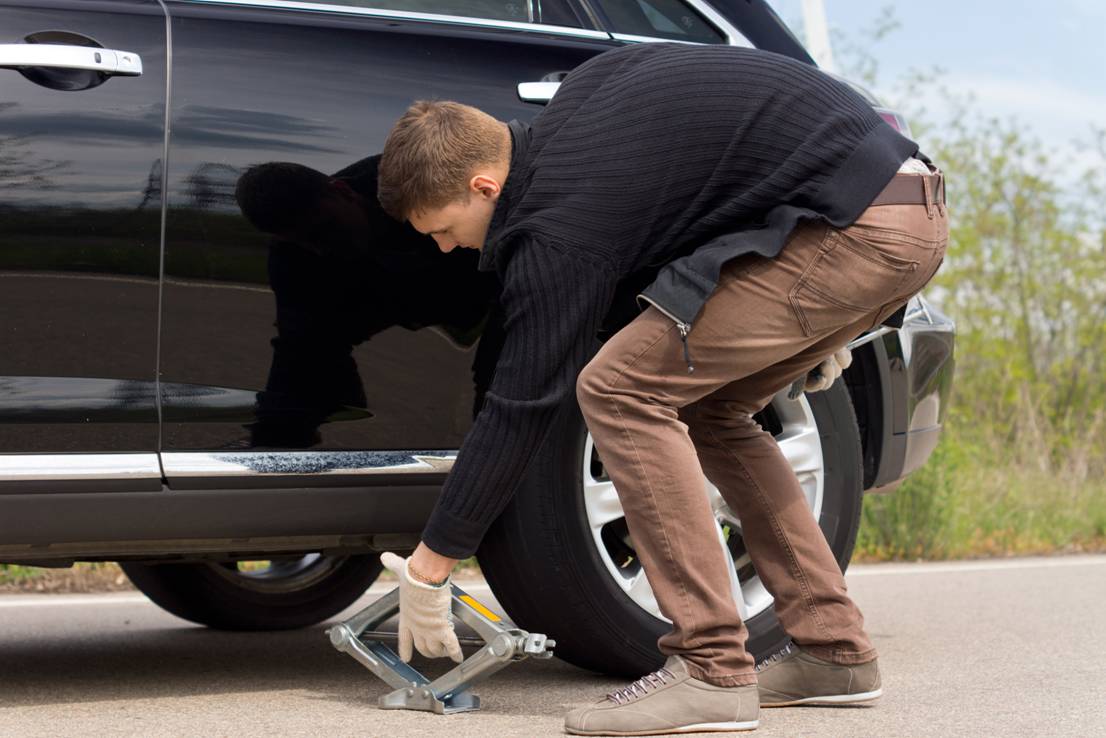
[789,229,921,337]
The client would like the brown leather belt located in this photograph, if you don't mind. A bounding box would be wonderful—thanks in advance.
[870,171,945,207]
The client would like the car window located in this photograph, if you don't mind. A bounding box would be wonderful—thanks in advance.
[311,0,585,26]
[535,0,586,27]
[591,0,724,43]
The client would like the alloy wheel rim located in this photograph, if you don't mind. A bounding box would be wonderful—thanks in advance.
[582,391,825,623]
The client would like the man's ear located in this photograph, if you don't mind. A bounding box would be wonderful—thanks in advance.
[469,173,502,201]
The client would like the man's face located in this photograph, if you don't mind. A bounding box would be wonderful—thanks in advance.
[408,174,502,253]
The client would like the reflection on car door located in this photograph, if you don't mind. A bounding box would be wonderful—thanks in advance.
[157,0,617,484]
[0,0,167,490]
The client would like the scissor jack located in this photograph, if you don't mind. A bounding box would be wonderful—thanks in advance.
[326,583,556,714]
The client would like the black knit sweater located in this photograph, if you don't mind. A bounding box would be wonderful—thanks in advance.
[421,43,919,558]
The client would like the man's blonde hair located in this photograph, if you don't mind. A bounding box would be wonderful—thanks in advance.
[378,100,508,221]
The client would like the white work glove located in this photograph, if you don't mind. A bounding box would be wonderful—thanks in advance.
[804,347,853,393]
[380,552,463,663]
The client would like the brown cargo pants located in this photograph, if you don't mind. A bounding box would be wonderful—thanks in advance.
[576,175,948,687]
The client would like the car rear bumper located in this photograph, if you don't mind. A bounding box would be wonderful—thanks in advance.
[869,294,956,490]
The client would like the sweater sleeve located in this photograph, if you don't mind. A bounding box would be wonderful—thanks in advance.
[420,237,618,558]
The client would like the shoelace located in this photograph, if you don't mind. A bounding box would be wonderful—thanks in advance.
[606,667,676,705]
[755,641,795,672]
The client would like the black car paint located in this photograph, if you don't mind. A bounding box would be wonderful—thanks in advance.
[0,0,166,456]
[0,0,955,556]
[158,1,617,457]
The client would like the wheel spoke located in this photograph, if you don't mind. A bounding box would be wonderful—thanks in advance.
[776,424,823,476]
[714,520,748,620]
[625,570,660,614]
[716,505,742,533]
[583,479,625,530]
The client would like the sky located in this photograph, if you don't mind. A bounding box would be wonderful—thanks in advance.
[764,1,1106,167]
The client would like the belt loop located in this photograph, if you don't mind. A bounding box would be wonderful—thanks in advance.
[922,174,936,219]
[937,172,947,217]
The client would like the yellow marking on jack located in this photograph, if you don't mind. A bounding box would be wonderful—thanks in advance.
[459,594,501,622]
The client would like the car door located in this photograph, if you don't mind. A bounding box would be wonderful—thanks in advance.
[0,0,167,490]
[156,0,619,485]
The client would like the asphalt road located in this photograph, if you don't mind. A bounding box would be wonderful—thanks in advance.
[1,555,1104,737]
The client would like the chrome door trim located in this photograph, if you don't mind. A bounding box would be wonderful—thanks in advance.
[610,30,749,47]
[0,44,144,75]
[161,450,458,477]
[174,0,611,39]
[608,33,701,45]
[0,454,162,481]
[684,0,748,47]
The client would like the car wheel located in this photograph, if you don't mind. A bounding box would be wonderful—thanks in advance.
[121,553,383,630]
[478,382,863,678]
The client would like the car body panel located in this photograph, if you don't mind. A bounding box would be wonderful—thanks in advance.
[0,483,435,555]
[157,0,617,460]
[0,0,167,457]
[869,297,956,489]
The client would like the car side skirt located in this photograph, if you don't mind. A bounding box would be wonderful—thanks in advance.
[0,479,442,561]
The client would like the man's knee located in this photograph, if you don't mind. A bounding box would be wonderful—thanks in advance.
[687,399,767,440]
[576,357,610,420]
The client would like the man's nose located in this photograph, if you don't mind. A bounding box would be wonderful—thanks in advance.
[435,236,457,253]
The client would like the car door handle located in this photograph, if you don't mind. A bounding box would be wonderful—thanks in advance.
[0,44,143,76]
[517,81,561,104]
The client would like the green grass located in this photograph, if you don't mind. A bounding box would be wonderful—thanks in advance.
[0,564,41,585]
[855,429,1106,561]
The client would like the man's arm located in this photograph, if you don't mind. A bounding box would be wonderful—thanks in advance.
[412,237,619,571]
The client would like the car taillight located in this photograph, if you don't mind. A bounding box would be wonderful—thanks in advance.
[875,107,914,138]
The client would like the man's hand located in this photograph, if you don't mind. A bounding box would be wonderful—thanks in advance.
[804,347,852,392]
[380,551,464,663]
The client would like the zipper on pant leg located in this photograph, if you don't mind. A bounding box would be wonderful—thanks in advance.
[638,295,695,374]
[675,323,694,374]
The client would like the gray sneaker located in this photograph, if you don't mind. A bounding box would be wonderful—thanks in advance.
[563,656,759,735]
[755,643,882,707]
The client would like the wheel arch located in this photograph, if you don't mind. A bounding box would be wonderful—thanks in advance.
[842,341,888,491]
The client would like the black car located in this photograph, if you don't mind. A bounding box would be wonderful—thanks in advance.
[0,0,954,677]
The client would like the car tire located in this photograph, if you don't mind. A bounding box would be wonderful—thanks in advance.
[478,382,863,678]
[121,554,383,630]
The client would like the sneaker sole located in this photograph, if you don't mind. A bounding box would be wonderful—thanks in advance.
[760,688,883,708]
[565,719,760,735]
